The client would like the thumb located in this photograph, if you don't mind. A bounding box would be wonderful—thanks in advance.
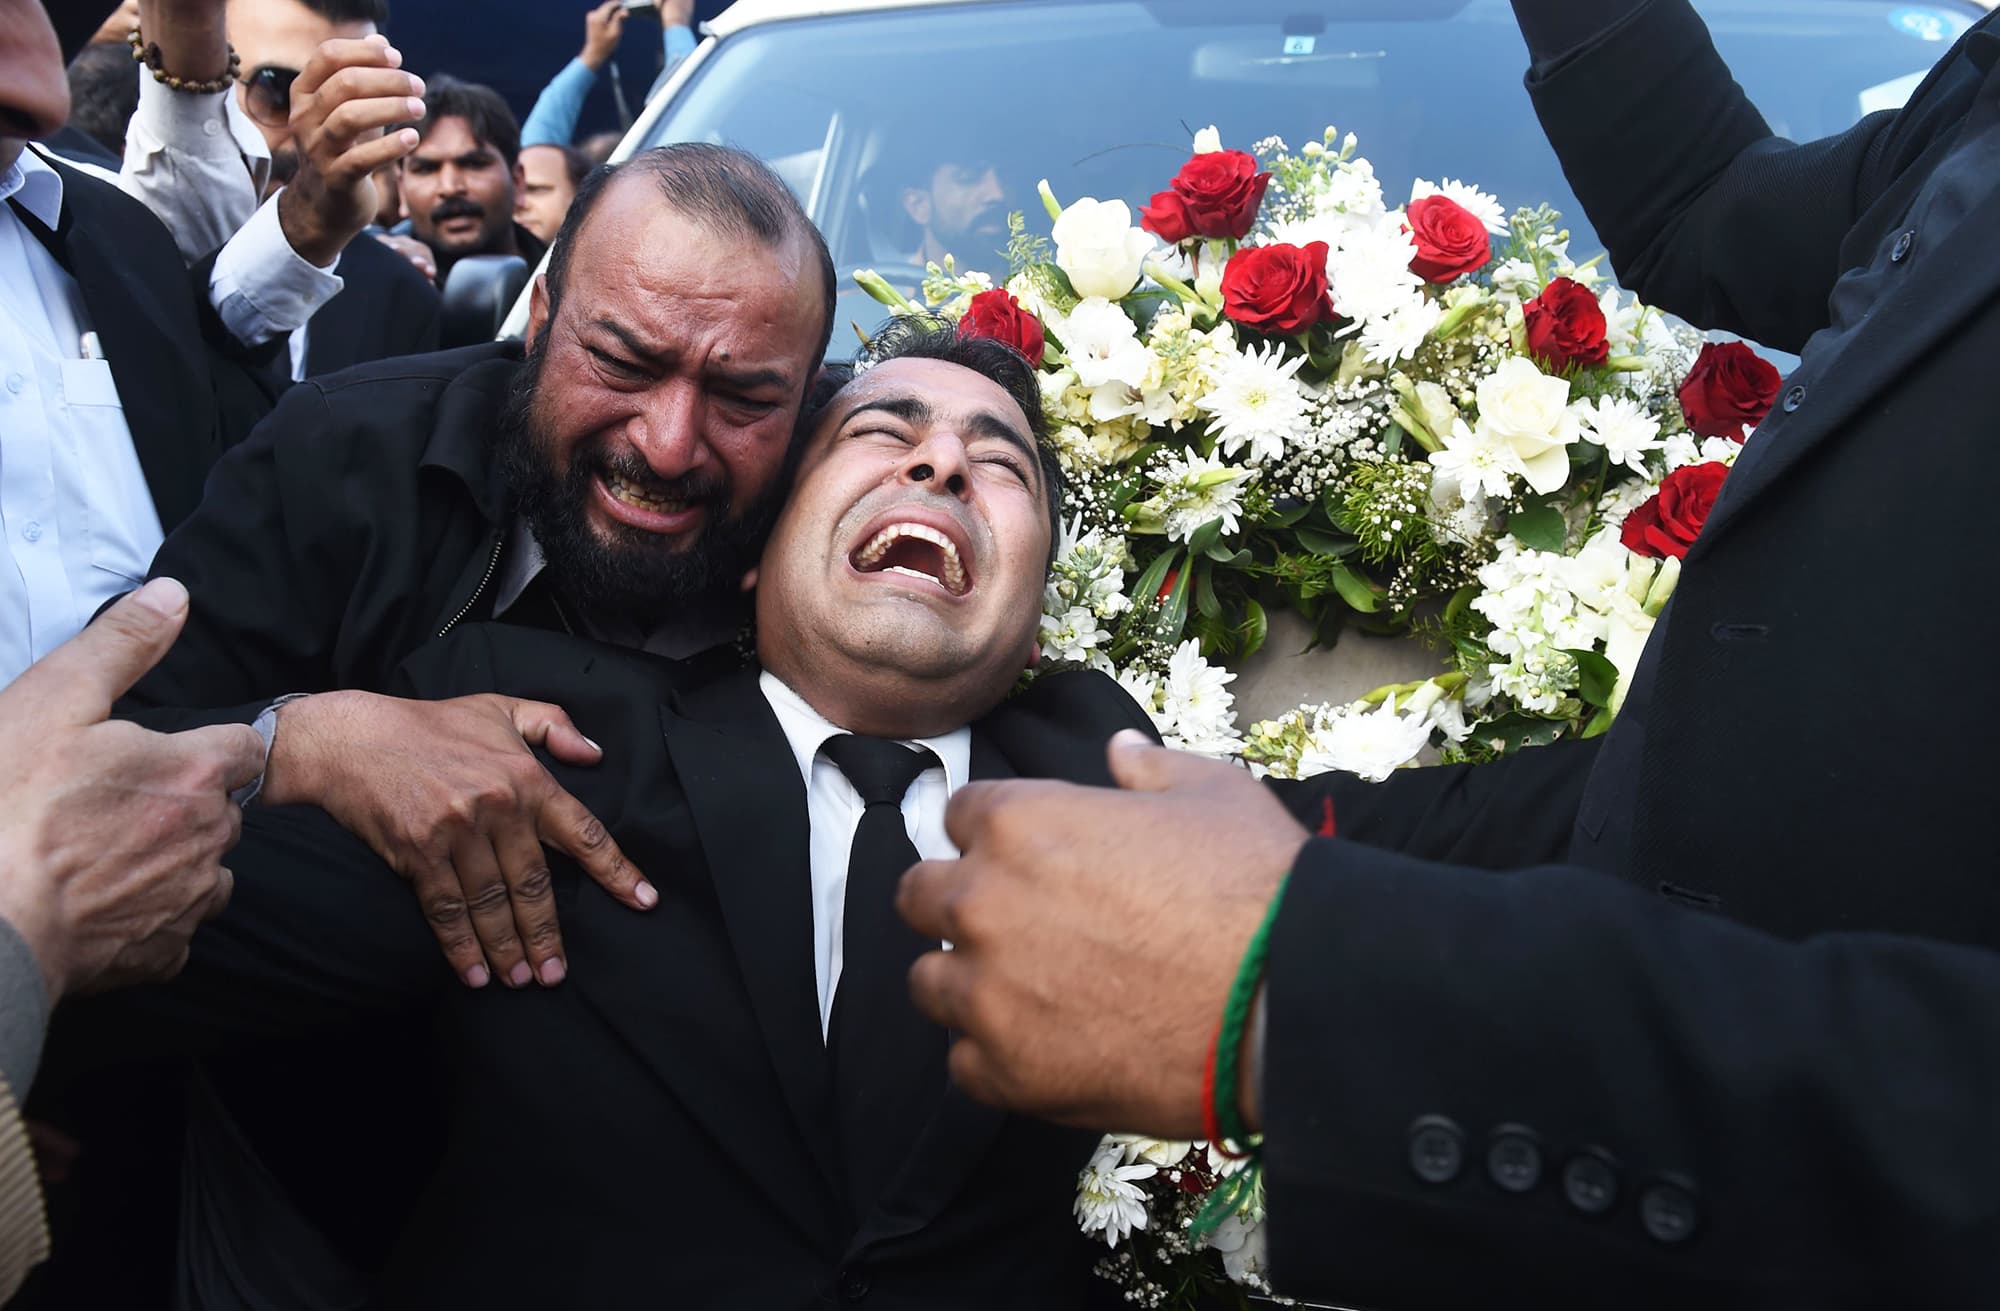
[12,579,189,727]
[1106,728,1232,794]
[506,698,603,767]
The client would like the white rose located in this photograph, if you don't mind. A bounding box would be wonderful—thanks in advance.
[1052,197,1154,301]
[1474,356,1582,495]
[1192,125,1223,154]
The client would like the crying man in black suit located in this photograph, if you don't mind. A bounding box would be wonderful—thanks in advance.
[63,314,1147,1310]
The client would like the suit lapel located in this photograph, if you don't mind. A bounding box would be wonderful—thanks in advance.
[1694,185,2000,554]
[657,670,846,1201]
[34,155,217,531]
[848,731,1015,1254]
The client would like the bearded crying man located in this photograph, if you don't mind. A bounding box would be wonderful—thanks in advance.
[67,315,1154,1309]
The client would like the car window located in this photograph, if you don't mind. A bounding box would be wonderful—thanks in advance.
[643,0,1980,352]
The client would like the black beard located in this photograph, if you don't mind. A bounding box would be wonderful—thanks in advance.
[495,338,784,632]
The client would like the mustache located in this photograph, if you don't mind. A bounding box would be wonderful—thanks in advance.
[429,197,486,223]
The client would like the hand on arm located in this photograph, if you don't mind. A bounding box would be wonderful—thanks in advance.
[0,581,263,1004]
[581,1,628,71]
[898,730,1305,1138]
[260,691,655,990]
[277,35,425,268]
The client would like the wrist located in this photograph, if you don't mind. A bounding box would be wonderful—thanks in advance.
[261,690,355,807]
[276,185,345,269]
[1237,981,1265,1133]
[579,47,611,71]
[134,2,231,83]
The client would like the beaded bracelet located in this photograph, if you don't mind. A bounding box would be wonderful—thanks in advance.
[128,26,241,96]
[1189,871,1291,1236]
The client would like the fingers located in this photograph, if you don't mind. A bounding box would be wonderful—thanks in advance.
[906,947,961,1030]
[13,578,189,726]
[408,851,493,990]
[536,784,655,911]
[1105,728,1233,794]
[289,33,399,101]
[896,858,958,942]
[317,127,420,190]
[505,698,603,767]
[170,721,269,795]
[450,833,534,989]
[371,232,436,281]
[492,822,565,986]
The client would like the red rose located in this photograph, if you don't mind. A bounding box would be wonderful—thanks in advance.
[1523,277,1609,372]
[1621,462,1730,560]
[1140,150,1271,244]
[1405,195,1492,283]
[1677,341,1781,441]
[1220,242,1334,335]
[957,288,1045,367]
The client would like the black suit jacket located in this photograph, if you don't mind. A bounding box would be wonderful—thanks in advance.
[1259,5,2000,1306]
[303,232,440,378]
[108,630,1149,1309]
[20,150,284,533]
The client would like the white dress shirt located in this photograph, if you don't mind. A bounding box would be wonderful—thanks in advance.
[121,73,269,264]
[0,152,164,687]
[758,671,970,1039]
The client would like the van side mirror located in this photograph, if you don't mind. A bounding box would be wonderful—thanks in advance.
[439,254,531,348]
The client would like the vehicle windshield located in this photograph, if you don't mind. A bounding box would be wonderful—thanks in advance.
[641,0,1978,351]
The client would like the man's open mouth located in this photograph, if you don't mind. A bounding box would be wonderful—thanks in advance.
[850,521,971,597]
[603,472,696,515]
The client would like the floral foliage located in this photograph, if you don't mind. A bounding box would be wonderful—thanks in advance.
[861,125,1778,781]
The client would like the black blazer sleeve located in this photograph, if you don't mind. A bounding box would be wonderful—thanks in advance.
[1523,0,1990,351]
[1264,737,1599,869]
[1258,838,2000,1307]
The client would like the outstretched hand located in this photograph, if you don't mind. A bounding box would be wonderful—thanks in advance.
[898,730,1306,1137]
[263,690,655,990]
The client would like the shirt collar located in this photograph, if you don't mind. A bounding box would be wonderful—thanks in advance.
[3,150,64,229]
[758,669,971,800]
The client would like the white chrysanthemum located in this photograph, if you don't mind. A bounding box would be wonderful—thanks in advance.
[1430,418,1524,504]
[1578,395,1664,475]
[1325,223,1424,324]
[1662,432,1744,472]
[1197,338,1313,467]
[1058,298,1151,390]
[1410,177,1507,234]
[1489,257,1543,300]
[1158,639,1243,756]
[1295,694,1434,782]
[1114,665,1162,721]
[1074,1143,1156,1248]
[1359,296,1443,364]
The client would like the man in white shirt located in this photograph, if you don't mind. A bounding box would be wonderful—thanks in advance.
[2,1,428,686]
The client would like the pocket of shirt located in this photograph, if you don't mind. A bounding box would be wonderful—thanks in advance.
[59,357,123,408]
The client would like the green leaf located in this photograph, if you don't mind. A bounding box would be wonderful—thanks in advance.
[1185,518,1225,558]
[1130,551,1176,607]
[1268,500,1313,528]
[1292,527,1358,558]
[1194,562,1222,620]
[1205,544,1252,567]
[1381,422,1405,459]
[1240,598,1269,659]
[1159,560,1194,640]
[1581,705,1616,739]
[1508,503,1567,553]
[1562,648,1620,709]
[1327,562,1383,614]
[1475,713,1569,755]
[1442,584,1480,625]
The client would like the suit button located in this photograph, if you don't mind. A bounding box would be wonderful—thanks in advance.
[1639,1179,1700,1244]
[1485,1126,1541,1193]
[1891,228,1915,263]
[1781,384,1806,413]
[1562,1149,1620,1216]
[1407,1115,1465,1185]
[836,1265,871,1301]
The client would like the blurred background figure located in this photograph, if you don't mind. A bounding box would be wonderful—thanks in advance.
[519,0,696,153]
[226,0,386,195]
[513,141,590,244]
[578,129,622,165]
[400,77,540,284]
[56,43,138,168]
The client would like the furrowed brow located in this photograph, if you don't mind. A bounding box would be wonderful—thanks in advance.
[842,395,935,428]
[590,318,667,367]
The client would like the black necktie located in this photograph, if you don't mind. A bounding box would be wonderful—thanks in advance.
[821,733,946,1218]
